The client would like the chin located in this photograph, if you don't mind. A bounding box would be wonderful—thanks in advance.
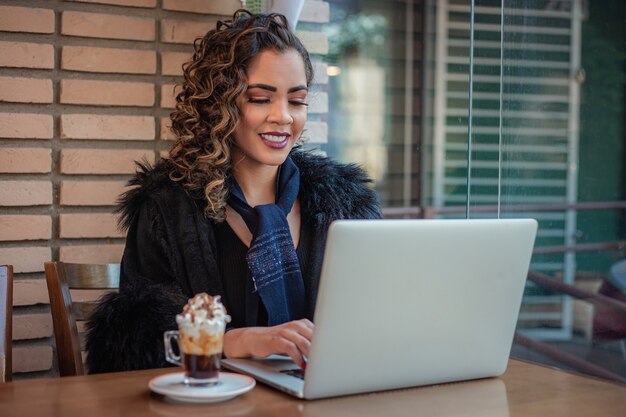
[257,142,295,165]
[260,151,291,167]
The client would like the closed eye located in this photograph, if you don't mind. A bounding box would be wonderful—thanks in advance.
[248,98,308,107]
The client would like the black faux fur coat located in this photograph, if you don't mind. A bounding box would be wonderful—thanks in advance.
[85,149,382,373]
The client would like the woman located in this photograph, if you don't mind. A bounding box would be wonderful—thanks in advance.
[86,10,381,373]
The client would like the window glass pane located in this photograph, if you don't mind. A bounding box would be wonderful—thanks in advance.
[466,0,626,382]
[324,0,625,383]
[324,0,422,208]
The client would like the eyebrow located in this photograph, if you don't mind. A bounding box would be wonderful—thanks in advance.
[247,83,308,93]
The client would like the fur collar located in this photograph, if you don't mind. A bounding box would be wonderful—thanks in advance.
[116,149,381,231]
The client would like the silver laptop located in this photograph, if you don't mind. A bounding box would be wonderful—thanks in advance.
[222,218,537,399]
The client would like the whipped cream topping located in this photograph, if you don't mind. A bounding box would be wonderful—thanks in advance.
[176,293,231,336]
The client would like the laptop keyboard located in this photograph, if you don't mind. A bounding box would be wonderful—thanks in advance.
[280,368,305,380]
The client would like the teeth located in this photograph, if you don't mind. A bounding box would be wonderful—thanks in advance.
[261,134,288,142]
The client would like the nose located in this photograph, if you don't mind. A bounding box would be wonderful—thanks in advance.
[267,100,293,125]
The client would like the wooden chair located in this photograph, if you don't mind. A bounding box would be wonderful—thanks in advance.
[0,265,13,382]
[44,262,120,376]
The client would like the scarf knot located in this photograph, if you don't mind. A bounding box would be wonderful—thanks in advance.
[227,157,305,326]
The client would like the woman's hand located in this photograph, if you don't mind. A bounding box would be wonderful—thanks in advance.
[223,319,314,368]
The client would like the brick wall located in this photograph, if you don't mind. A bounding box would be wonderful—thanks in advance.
[0,0,329,379]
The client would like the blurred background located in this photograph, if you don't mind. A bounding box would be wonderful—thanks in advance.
[321,0,626,383]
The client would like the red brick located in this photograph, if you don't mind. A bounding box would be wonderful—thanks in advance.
[160,116,175,140]
[160,83,178,109]
[60,149,154,174]
[0,148,51,173]
[0,41,54,69]
[0,215,51,241]
[300,1,330,23]
[12,345,53,373]
[59,244,124,264]
[0,181,52,206]
[60,80,154,107]
[62,46,156,74]
[0,77,53,104]
[62,11,155,41]
[0,113,53,139]
[59,213,124,238]
[13,279,49,306]
[72,288,113,303]
[161,19,215,44]
[65,0,156,7]
[0,6,55,34]
[296,31,328,55]
[161,51,189,76]
[303,121,328,144]
[312,61,328,85]
[162,0,239,15]
[13,314,53,341]
[60,114,155,140]
[308,92,328,114]
[60,180,126,206]
[0,247,50,273]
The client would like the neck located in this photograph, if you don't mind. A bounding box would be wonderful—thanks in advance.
[231,158,279,207]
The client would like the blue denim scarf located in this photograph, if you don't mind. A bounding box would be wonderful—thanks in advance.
[227,156,305,326]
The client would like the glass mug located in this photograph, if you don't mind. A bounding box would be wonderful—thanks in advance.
[164,329,224,386]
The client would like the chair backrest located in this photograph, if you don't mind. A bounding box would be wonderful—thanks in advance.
[0,265,13,382]
[44,261,120,376]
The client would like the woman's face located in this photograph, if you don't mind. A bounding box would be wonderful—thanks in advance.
[232,48,308,169]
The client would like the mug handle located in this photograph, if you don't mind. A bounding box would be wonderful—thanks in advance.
[164,330,183,366]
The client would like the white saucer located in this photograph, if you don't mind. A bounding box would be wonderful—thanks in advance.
[149,372,256,404]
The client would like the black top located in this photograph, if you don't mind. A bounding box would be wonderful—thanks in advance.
[85,149,382,373]
[214,219,313,328]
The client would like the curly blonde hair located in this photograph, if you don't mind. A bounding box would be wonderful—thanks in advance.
[168,10,314,222]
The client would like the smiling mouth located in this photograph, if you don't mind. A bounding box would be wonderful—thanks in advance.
[259,133,291,149]
[260,133,290,143]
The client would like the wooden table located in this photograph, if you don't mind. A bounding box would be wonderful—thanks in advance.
[1,359,625,417]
